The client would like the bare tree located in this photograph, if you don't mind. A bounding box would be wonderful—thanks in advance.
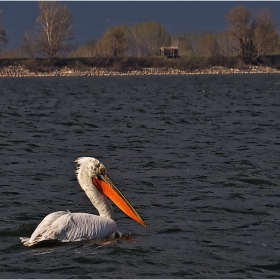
[226,5,254,63]
[179,33,202,56]
[93,26,127,61]
[226,5,278,63]
[94,38,111,59]
[216,31,238,56]
[36,1,74,59]
[69,39,97,58]
[199,33,220,57]
[171,35,193,56]
[129,22,171,57]
[21,30,37,58]
[102,26,127,58]
[178,38,193,56]
[0,9,8,55]
[252,8,278,60]
[82,39,97,57]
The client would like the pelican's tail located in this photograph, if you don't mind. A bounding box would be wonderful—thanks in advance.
[20,237,33,247]
[20,236,62,247]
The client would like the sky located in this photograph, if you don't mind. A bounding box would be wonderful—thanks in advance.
[1,1,280,50]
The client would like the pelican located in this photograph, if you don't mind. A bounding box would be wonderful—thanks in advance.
[20,157,146,246]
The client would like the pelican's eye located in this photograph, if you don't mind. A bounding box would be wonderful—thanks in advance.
[99,166,106,175]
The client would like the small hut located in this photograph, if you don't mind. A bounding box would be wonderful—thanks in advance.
[159,46,179,58]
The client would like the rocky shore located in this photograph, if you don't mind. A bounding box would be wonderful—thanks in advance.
[0,65,280,77]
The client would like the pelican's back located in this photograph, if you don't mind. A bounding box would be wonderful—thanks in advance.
[20,211,117,246]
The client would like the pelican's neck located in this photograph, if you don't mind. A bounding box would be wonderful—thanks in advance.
[77,169,113,220]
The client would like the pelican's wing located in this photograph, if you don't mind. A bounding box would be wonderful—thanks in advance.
[20,211,67,246]
[20,211,117,247]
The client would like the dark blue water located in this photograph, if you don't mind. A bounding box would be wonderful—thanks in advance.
[1,74,280,278]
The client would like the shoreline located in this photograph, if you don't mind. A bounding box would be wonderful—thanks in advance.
[0,65,280,77]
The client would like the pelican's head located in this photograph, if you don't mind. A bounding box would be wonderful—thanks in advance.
[75,157,146,227]
[75,157,106,179]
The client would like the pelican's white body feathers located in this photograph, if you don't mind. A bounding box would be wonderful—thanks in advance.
[20,211,117,246]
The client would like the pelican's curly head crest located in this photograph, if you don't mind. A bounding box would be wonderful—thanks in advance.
[75,157,106,179]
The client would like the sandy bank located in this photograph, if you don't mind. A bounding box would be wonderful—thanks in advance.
[0,65,280,77]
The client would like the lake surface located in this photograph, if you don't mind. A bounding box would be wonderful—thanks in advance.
[0,74,280,278]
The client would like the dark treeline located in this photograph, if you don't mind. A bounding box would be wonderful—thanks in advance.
[1,2,280,71]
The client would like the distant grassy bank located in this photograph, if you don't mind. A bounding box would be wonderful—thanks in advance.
[1,56,280,77]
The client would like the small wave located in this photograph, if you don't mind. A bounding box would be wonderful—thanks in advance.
[239,178,278,186]
[157,227,183,234]
[252,262,280,272]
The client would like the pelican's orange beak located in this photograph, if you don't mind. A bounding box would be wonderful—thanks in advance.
[92,174,146,227]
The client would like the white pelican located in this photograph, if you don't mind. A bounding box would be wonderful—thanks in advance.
[20,157,146,246]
